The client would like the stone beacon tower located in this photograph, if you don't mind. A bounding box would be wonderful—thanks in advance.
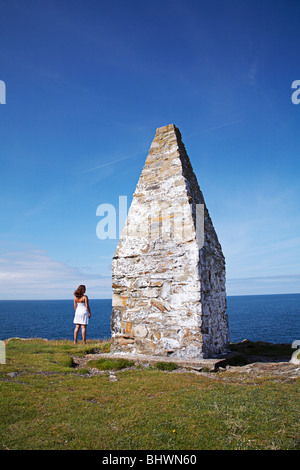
[111,124,229,359]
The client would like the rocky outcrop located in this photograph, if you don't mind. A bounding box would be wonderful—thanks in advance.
[111,124,229,358]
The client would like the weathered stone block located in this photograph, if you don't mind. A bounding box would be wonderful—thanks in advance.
[111,124,229,358]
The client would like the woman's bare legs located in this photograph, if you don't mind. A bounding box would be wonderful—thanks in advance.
[74,324,87,344]
[74,324,80,344]
[81,325,87,345]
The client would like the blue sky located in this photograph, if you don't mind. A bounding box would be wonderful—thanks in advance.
[0,0,299,299]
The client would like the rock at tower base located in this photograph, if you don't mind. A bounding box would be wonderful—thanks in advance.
[111,124,229,359]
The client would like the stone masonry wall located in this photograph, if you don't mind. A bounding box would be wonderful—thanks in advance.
[111,124,229,359]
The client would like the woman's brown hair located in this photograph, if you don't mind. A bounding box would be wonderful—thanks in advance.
[74,285,86,299]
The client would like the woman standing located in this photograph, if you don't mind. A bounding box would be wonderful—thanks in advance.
[73,285,91,344]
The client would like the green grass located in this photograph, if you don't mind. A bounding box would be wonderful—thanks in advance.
[0,338,299,450]
[154,361,178,371]
[87,357,134,370]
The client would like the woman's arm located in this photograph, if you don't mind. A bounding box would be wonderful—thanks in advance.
[85,295,91,317]
[74,297,77,312]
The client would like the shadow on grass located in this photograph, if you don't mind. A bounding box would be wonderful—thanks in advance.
[226,340,293,367]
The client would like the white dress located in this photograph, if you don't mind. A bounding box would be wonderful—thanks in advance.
[73,301,89,325]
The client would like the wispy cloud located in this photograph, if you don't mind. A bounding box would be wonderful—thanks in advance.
[247,59,259,86]
[0,247,111,299]
[185,118,245,139]
[83,150,145,173]
[83,119,244,173]
[227,274,300,296]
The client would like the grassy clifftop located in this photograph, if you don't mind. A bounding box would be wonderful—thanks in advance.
[0,338,299,450]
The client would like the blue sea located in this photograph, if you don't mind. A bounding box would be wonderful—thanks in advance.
[0,294,299,345]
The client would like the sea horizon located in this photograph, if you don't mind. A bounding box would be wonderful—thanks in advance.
[1,292,299,301]
[0,293,299,344]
